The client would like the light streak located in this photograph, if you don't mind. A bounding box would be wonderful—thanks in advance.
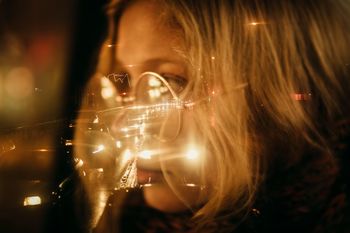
[92,145,105,154]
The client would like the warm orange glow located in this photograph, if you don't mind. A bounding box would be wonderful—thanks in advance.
[122,149,133,162]
[101,76,116,99]
[37,149,49,152]
[248,21,266,26]
[92,145,105,154]
[138,150,152,160]
[116,140,122,148]
[292,93,311,101]
[5,67,34,99]
[186,148,200,160]
[65,140,73,146]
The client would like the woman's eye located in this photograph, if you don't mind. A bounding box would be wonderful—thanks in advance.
[160,73,188,94]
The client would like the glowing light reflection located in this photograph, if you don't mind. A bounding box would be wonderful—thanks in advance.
[93,117,99,123]
[186,148,200,160]
[38,149,49,152]
[65,140,73,146]
[101,76,116,99]
[76,159,84,168]
[248,21,266,26]
[148,77,161,87]
[122,149,133,162]
[93,145,105,154]
[23,196,42,206]
[148,89,161,98]
[138,150,152,160]
[121,127,129,133]
[101,88,115,99]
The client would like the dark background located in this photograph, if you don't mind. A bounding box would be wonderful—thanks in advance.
[0,0,108,127]
[0,0,108,232]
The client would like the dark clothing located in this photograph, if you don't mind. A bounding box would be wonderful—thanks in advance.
[94,120,350,233]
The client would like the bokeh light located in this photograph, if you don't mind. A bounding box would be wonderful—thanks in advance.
[23,196,42,206]
[4,66,34,99]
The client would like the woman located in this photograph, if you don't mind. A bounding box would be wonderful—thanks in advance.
[77,0,350,232]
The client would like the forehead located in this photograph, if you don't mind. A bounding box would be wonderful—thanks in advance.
[116,0,184,66]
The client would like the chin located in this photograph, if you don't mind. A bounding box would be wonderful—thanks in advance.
[142,184,189,213]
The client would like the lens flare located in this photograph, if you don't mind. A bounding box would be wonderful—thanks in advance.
[186,147,200,160]
[138,150,152,160]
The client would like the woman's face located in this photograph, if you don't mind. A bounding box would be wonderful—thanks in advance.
[116,0,203,212]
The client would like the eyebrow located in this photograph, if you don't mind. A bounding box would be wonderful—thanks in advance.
[115,57,185,68]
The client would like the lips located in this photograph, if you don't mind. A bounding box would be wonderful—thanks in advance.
[137,167,165,184]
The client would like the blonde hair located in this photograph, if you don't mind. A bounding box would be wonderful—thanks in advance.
[97,0,350,231]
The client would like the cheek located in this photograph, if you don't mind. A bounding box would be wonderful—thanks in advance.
[160,109,212,184]
[142,183,208,212]
[180,109,218,186]
[142,184,188,212]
